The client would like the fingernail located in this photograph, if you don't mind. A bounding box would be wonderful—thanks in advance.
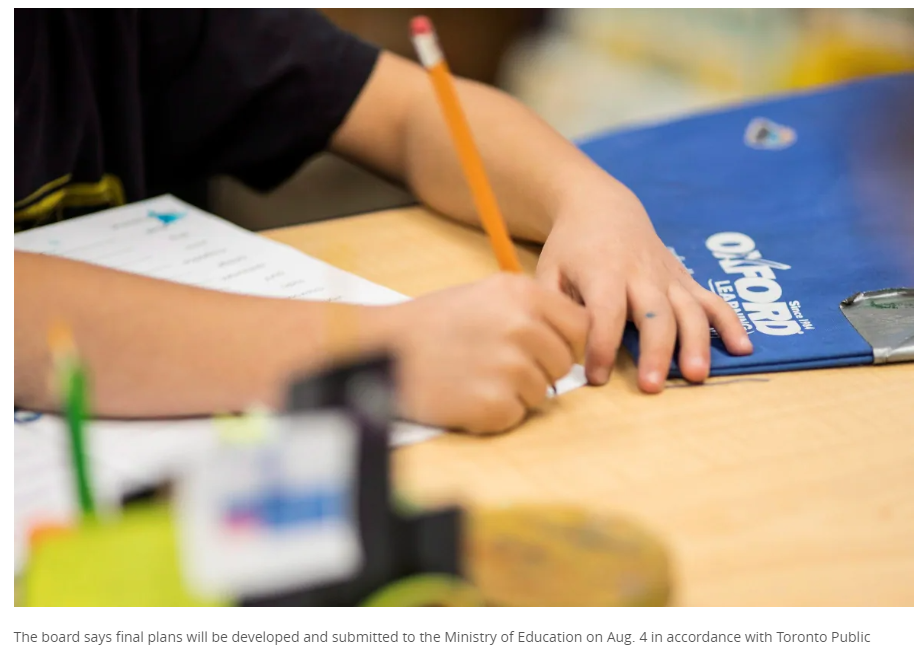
[645,371,661,387]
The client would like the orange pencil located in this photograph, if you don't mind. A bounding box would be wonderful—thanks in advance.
[410,16,522,274]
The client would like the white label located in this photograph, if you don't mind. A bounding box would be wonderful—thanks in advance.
[175,411,362,600]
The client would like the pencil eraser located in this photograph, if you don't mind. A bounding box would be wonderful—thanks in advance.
[410,16,433,37]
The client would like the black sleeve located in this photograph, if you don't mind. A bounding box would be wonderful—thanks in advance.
[139,9,380,193]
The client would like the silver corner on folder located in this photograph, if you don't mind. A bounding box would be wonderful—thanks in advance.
[839,288,914,364]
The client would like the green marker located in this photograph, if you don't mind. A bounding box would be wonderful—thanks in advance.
[50,324,95,518]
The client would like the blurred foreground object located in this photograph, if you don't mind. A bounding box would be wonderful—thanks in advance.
[500,9,913,137]
[22,354,671,606]
[789,9,913,88]
[24,504,223,606]
[466,506,671,606]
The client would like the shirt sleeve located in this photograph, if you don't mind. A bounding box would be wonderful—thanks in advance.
[139,9,380,193]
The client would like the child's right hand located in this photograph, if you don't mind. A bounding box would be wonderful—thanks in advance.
[376,273,588,434]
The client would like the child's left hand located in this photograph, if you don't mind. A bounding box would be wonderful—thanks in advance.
[535,186,753,392]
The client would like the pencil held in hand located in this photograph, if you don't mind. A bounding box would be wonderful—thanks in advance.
[410,16,522,274]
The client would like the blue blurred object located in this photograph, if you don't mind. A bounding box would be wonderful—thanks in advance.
[579,73,913,376]
[14,409,41,423]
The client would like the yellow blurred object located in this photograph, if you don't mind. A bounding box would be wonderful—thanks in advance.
[361,574,485,606]
[790,33,913,89]
[501,9,912,137]
[213,407,270,444]
[464,506,671,606]
[23,503,227,606]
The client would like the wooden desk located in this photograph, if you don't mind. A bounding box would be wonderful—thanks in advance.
[265,207,914,606]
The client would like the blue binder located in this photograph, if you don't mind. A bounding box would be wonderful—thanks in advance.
[579,74,914,376]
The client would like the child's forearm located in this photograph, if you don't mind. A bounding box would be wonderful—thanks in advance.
[14,252,390,417]
[404,76,627,243]
[331,52,634,243]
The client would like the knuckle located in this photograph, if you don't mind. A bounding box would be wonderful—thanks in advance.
[476,388,507,414]
[495,271,526,293]
[515,275,542,302]
[503,311,538,341]
[475,390,523,432]
[499,353,533,385]
[495,403,526,432]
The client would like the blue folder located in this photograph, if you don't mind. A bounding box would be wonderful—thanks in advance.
[579,74,914,376]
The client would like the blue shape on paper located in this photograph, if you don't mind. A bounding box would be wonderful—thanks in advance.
[148,210,185,226]
[14,409,41,423]
[224,486,348,530]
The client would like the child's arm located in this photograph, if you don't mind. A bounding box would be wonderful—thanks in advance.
[15,251,373,416]
[330,52,752,392]
[15,252,585,433]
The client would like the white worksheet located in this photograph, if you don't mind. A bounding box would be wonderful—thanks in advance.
[13,195,587,571]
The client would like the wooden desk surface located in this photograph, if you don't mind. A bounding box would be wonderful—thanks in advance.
[265,207,914,606]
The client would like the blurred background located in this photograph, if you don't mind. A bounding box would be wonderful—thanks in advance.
[209,8,914,230]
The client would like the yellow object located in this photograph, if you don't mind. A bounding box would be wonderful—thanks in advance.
[23,503,227,607]
[464,506,671,606]
[788,10,912,89]
[213,407,270,444]
[361,574,484,606]
[790,35,913,89]
[15,173,126,224]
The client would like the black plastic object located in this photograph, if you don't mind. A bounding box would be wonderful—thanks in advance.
[241,355,461,606]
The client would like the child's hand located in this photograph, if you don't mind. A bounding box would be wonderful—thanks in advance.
[535,187,753,392]
[377,274,587,434]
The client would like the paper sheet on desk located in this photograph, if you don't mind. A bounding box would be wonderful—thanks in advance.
[12,413,442,573]
[13,195,588,571]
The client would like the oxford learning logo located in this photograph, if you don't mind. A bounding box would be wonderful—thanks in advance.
[705,232,813,336]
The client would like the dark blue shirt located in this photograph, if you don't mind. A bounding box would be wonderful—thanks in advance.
[14,9,379,231]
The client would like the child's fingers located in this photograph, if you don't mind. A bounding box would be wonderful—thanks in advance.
[513,356,553,409]
[629,285,677,393]
[535,284,589,362]
[692,284,754,355]
[465,385,528,434]
[514,321,577,386]
[668,283,711,383]
[576,278,628,385]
